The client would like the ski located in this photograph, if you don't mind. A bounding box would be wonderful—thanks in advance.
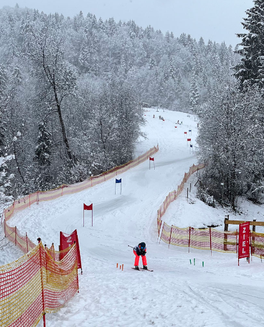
[131,267,153,272]
[140,268,153,272]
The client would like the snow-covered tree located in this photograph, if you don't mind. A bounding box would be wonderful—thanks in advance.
[189,70,200,113]
[234,0,264,88]
[197,83,264,209]
[34,122,52,190]
[0,5,240,197]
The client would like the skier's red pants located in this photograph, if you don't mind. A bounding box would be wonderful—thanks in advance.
[133,250,147,266]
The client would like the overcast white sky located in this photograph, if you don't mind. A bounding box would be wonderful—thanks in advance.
[0,0,254,47]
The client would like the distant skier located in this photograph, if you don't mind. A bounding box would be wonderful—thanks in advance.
[133,242,148,270]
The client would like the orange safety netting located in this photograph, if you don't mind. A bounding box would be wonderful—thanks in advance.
[0,242,78,327]
[4,223,36,254]
[157,163,204,222]
[159,222,238,253]
[4,145,159,223]
[157,162,264,257]
[251,232,264,258]
[0,145,159,326]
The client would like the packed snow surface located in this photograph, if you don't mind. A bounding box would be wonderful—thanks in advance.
[2,109,264,327]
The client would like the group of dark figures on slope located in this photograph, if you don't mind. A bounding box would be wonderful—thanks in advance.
[132,242,153,272]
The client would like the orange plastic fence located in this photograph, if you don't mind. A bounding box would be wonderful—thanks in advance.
[4,145,159,223]
[0,242,78,327]
[157,163,204,221]
[4,223,36,254]
[156,162,239,254]
[251,232,264,258]
[159,222,238,253]
[157,162,264,258]
[0,145,159,326]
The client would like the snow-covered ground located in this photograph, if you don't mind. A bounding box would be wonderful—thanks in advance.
[2,108,264,327]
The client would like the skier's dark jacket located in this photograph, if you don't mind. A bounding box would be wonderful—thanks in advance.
[133,243,147,256]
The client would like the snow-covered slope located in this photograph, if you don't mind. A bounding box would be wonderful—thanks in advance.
[3,109,264,327]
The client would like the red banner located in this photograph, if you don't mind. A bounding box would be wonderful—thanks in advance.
[149,157,154,161]
[84,203,93,210]
[60,229,82,270]
[238,222,250,260]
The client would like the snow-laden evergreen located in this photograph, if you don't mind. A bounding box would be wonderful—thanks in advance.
[0,6,238,198]
[234,0,264,88]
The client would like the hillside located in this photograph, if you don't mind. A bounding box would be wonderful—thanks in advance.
[2,109,264,327]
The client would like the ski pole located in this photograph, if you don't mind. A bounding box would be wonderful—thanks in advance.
[128,245,134,248]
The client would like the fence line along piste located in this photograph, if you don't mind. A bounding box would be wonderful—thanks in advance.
[157,162,264,260]
[0,145,159,327]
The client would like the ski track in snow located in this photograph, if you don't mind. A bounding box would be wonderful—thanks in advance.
[2,109,264,327]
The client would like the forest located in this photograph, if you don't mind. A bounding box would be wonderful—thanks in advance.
[0,2,263,211]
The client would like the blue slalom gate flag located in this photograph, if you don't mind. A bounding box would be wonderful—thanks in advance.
[115,178,122,195]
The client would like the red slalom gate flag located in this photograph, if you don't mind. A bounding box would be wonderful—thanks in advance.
[238,221,250,264]
[187,138,191,142]
[184,132,187,134]
[83,203,93,227]
[84,203,93,210]
[149,157,155,170]
[60,229,82,271]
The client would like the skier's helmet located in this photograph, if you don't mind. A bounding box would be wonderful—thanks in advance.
[139,242,146,250]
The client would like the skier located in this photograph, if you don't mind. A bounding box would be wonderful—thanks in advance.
[133,242,148,270]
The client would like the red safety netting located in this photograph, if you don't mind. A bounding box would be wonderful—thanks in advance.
[160,222,238,253]
[157,163,204,221]
[0,145,159,326]
[4,145,159,224]
[0,242,78,327]
[251,232,264,258]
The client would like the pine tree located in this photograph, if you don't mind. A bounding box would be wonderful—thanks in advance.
[234,0,264,88]
[34,122,52,190]
[189,70,200,113]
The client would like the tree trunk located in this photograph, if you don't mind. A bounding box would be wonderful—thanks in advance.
[53,84,74,162]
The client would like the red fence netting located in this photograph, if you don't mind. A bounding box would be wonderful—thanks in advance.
[0,145,159,326]
[0,242,78,327]
[157,162,264,258]
[4,145,159,225]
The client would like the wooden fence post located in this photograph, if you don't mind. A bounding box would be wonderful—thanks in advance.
[253,219,256,232]
[224,215,229,232]
[39,243,46,327]
[224,232,227,252]
[188,227,192,253]
[26,232,28,253]
[252,220,256,255]
[168,226,173,248]
[236,230,238,253]
[209,227,212,255]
